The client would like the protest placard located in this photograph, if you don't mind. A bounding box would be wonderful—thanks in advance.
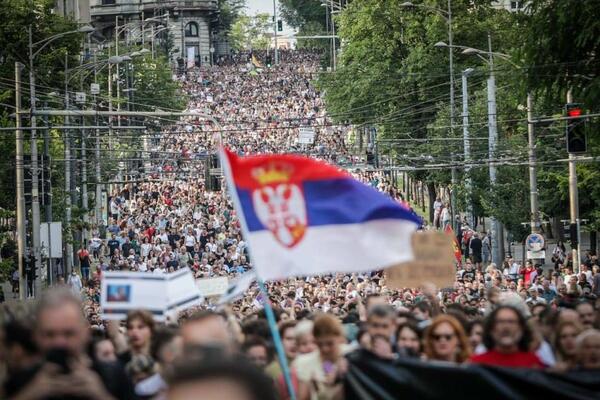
[101,268,202,321]
[385,231,456,289]
[196,276,229,298]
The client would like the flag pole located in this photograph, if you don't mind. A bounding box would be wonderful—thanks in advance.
[258,279,297,400]
[219,148,297,400]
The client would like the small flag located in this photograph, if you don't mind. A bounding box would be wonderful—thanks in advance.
[251,54,263,68]
[220,148,422,281]
[444,224,462,263]
[217,271,256,305]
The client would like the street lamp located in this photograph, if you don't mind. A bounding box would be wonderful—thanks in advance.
[462,68,475,229]
[25,24,94,295]
[458,35,506,266]
[405,1,454,227]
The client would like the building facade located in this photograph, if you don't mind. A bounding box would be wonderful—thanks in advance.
[54,0,92,23]
[89,0,219,66]
[492,0,527,12]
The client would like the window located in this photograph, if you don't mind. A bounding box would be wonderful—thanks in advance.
[185,22,199,37]
[102,0,116,5]
[510,1,521,9]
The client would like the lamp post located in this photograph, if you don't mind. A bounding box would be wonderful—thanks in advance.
[460,36,511,266]
[403,1,454,225]
[27,24,93,294]
[14,62,26,299]
[462,68,474,228]
[321,0,342,70]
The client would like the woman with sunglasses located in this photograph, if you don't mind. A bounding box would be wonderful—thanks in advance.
[423,315,471,364]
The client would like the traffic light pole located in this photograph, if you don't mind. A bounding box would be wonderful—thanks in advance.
[567,89,580,274]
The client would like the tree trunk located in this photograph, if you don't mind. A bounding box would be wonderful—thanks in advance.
[591,231,597,255]
[427,182,436,223]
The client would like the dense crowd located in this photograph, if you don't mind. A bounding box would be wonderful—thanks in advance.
[2,49,600,400]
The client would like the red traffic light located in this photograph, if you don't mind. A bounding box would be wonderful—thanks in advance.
[567,108,582,117]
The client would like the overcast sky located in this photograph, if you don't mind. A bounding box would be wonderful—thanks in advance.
[245,0,295,35]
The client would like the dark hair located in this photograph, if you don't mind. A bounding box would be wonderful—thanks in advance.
[278,320,297,338]
[151,326,178,362]
[466,318,483,336]
[2,315,37,355]
[482,305,533,352]
[126,309,155,333]
[166,353,277,400]
[241,336,272,362]
[242,318,271,341]
[395,322,421,344]
[367,304,395,321]
[412,301,432,317]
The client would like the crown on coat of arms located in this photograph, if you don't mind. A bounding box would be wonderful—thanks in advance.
[252,163,293,185]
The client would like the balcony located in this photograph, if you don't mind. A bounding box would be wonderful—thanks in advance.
[91,2,141,17]
[166,1,218,11]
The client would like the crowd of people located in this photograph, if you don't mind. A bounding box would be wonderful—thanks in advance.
[2,49,600,400]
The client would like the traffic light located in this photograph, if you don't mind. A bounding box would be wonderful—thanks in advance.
[565,103,587,153]
[266,54,272,67]
[277,20,283,32]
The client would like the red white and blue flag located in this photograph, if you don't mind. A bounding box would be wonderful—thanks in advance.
[221,149,422,281]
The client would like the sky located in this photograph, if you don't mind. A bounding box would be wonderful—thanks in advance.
[245,0,295,36]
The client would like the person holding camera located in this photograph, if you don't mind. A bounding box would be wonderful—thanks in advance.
[5,288,135,400]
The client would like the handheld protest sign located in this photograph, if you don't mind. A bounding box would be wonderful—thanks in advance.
[385,230,456,289]
[101,268,202,321]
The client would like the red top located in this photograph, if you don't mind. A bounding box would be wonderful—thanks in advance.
[470,350,545,369]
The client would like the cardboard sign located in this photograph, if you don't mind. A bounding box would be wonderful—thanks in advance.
[101,268,203,321]
[196,276,229,297]
[386,231,456,289]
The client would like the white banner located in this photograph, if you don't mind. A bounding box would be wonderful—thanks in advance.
[218,271,256,305]
[298,127,315,144]
[196,276,229,298]
[101,268,202,321]
[187,47,196,69]
[40,222,62,259]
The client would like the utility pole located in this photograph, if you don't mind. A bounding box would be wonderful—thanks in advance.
[451,153,457,231]
[15,62,26,300]
[567,89,580,273]
[527,92,540,234]
[81,127,88,246]
[273,0,279,65]
[486,34,504,266]
[461,68,474,228]
[331,1,336,71]
[28,26,42,296]
[94,52,103,229]
[447,0,455,231]
[64,53,73,275]
[42,101,54,285]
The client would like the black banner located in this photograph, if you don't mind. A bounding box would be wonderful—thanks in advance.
[344,349,600,400]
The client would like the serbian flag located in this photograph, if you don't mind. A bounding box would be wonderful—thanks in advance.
[220,149,421,281]
[444,224,462,263]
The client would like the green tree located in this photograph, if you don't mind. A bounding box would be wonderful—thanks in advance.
[229,13,272,51]
[0,0,83,212]
[279,0,330,53]
[319,0,523,224]
[520,0,600,237]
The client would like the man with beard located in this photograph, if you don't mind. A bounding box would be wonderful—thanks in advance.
[470,305,545,368]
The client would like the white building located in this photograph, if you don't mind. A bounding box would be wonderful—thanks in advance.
[54,0,91,23]
[89,1,219,66]
[492,0,527,12]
